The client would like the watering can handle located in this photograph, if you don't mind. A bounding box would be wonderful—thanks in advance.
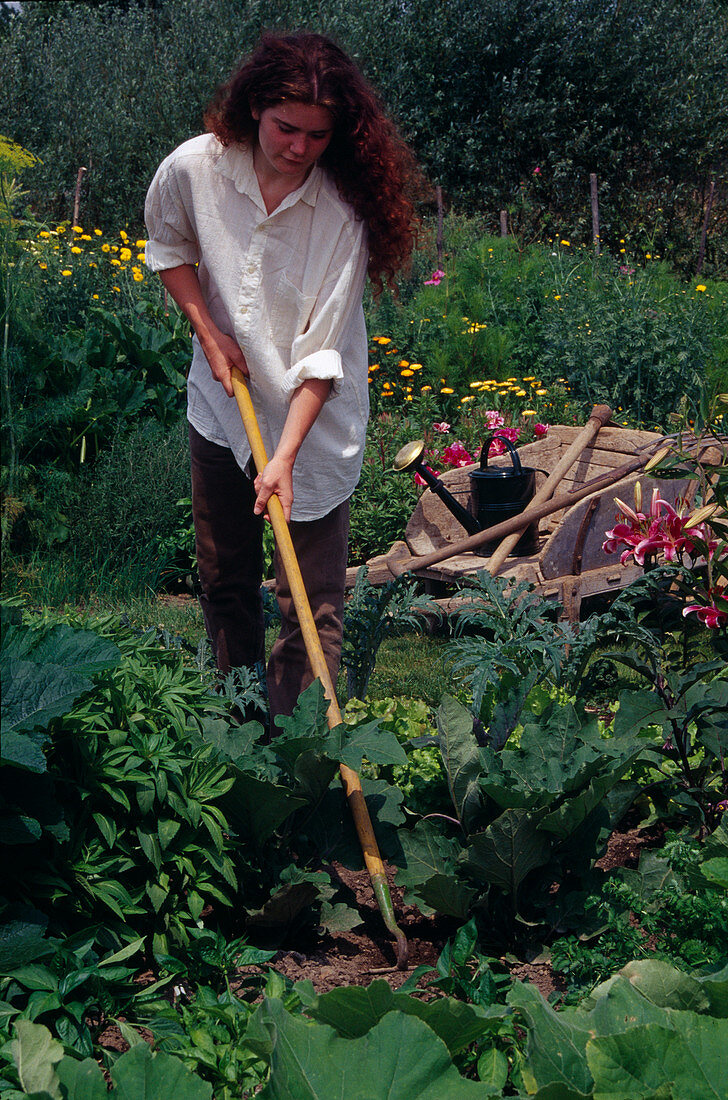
[479,434,523,474]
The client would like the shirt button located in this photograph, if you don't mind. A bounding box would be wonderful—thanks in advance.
[247,263,256,274]
[239,306,247,315]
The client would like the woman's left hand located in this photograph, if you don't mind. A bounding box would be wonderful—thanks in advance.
[254,454,294,523]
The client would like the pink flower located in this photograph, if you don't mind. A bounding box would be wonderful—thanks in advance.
[424,269,446,286]
[484,410,505,430]
[415,465,439,486]
[619,265,636,276]
[533,166,542,175]
[432,421,451,433]
[682,601,728,630]
[534,422,549,437]
[499,427,521,443]
[602,488,720,568]
[442,441,474,468]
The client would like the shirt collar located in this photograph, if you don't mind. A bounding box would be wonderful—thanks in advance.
[213,141,323,213]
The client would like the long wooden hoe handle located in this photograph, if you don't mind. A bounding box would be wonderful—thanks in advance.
[485,403,613,576]
[231,368,408,969]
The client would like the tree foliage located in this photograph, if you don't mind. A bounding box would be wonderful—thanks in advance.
[0,0,725,269]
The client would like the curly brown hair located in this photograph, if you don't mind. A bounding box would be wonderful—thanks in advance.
[204,32,425,294]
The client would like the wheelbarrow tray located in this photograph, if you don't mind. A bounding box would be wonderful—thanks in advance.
[355,426,723,622]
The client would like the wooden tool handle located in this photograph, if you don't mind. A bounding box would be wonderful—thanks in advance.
[486,404,612,575]
[231,367,408,967]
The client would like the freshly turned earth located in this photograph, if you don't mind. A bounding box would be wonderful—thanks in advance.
[97,822,665,1056]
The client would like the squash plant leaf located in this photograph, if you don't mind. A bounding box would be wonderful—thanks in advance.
[256,997,495,1098]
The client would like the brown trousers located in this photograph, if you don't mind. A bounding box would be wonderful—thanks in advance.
[189,424,349,719]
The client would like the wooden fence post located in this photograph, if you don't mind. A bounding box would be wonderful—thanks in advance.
[73,166,87,226]
[499,209,508,237]
[590,173,600,255]
[436,185,444,267]
[696,179,716,276]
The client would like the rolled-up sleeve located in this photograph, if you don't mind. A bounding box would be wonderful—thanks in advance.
[144,161,200,271]
[281,218,368,398]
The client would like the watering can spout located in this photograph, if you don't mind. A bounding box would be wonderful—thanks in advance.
[393,436,540,555]
[393,440,481,536]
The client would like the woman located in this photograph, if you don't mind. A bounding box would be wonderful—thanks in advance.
[145,31,421,719]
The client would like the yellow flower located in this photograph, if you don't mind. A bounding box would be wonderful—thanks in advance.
[120,247,132,261]
[101,243,111,253]
[536,388,548,395]
[369,363,380,371]
[72,225,83,233]
[137,252,146,262]
[560,239,570,246]
[516,389,526,396]
[372,336,391,345]
[405,395,413,401]
[92,294,100,300]
[696,284,707,292]
[38,230,51,238]
[61,269,72,276]
[94,228,103,236]
[88,261,97,268]
[409,363,423,370]
[645,252,652,259]
[80,234,92,241]
[38,262,47,269]
[71,246,82,254]
[401,368,414,377]
[111,258,121,266]
[421,385,432,392]
[135,238,147,249]
[460,395,474,403]
[522,409,536,416]
[441,387,454,394]
[554,295,561,300]
[120,230,129,241]
[523,376,535,381]
[111,245,118,253]
[112,286,121,293]
[56,225,66,234]
[132,271,144,282]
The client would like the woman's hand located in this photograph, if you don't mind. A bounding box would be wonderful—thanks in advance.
[254,454,294,522]
[198,328,248,397]
[159,265,247,397]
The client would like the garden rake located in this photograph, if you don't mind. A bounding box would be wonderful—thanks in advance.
[231,366,408,970]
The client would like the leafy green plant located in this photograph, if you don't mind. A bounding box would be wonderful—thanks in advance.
[0,1019,212,1100]
[447,570,577,745]
[344,695,448,816]
[342,565,439,700]
[394,690,648,937]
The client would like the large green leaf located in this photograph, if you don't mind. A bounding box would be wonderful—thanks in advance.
[56,1057,107,1100]
[463,810,551,900]
[0,623,120,673]
[617,960,711,1014]
[508,982,593,1096]
[255,997,495,1098]
[699,963,728,1018]
[9,1020,64,1099]
[396,819,461,889]
[220,773,306,844]
[199,717,264,763]
[539,756,641,840]
[335,721,407,772]
[1,659,95,736]
[306,979,492,1055]
[110,1042,212,1099]
[437,695,484,830]
[415,873,477,919]
[587,1017,728,1099]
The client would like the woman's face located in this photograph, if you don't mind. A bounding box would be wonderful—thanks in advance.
[251,101,334,184]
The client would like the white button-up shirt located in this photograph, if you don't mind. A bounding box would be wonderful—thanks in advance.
[144,133,370,521]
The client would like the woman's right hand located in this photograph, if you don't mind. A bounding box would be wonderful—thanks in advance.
[199,328,248,398]
[158,266,248,397]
